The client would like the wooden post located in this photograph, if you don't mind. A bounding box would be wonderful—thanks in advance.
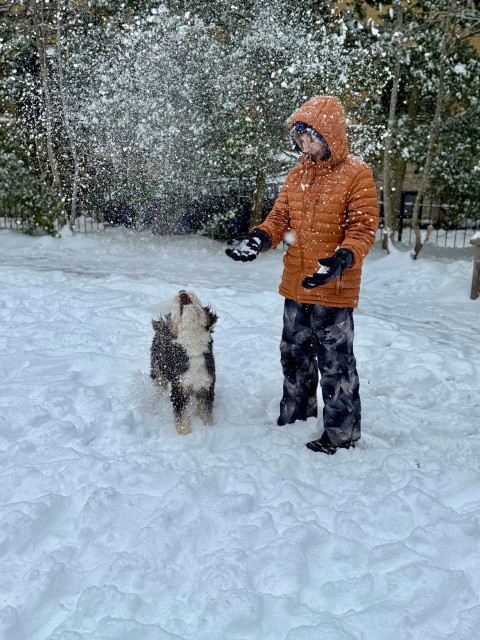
[470,234,480,300]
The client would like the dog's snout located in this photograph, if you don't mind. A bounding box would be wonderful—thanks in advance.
[179,292,191,306]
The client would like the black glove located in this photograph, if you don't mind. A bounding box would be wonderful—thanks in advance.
[301,248,354,289]
[225,229,271,262]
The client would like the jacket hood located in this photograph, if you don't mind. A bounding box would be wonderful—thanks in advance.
[290,95,349,169]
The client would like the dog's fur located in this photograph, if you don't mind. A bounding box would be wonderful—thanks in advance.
[150,291,217,434]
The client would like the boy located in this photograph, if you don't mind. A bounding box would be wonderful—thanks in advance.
[226,96,379,454]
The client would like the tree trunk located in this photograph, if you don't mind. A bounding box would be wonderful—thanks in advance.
[382,0,403,253]
[392,156,405,233]
[251,168,266,228]
[393,85,420,241]
[30,0,63,223]
[34,136,48,183]
[411,2,452,259]
[56,1,80,231]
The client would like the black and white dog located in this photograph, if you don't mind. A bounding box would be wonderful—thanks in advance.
[150,290,217,434]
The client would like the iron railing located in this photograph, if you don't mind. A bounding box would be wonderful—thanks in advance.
[1,194,478,249]
[0,203,104,234]
[378,199,478,248]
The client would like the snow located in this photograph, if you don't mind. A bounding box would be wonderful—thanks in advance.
[1,228,479,640]
[317,264,331,275]
[230,236,261,258]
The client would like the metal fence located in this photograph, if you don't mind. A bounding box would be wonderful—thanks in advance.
[378,199,478,249]
[1,193,478,249]
[0,204,104,234]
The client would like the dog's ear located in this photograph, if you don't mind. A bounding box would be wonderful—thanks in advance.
[205,307,218,330]
[152,318,167,332]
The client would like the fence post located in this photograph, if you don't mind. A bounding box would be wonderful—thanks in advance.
[470,234,480,300]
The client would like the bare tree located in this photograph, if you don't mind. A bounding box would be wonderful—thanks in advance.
[382,0,404,253]
[251,168,266,227]
[30,0,63,208]
[411,0,453,259]
[392,84,420,236]
[56,1,80,231]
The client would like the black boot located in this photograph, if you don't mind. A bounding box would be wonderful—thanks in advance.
[306,432,358,455]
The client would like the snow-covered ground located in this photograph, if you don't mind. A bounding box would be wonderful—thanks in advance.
[0,228,479,640]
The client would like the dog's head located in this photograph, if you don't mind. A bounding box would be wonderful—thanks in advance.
[166,290,217,336]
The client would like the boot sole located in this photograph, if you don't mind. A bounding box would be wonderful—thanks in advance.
[306,439,358,454]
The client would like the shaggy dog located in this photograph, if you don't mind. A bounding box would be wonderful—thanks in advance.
[150,290,217,434]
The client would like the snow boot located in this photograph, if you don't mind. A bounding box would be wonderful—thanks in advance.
[306,432,358,455]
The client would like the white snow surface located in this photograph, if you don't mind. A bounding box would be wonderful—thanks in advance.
[316,264,331,275]
[231,236,262,258]
[1,228,480,640]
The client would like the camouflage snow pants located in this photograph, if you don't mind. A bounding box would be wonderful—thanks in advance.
[279,298,361,445]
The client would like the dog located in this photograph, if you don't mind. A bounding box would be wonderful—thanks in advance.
[150,290,217,434]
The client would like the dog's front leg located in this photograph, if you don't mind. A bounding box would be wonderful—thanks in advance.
[195,384,215,426]
[171,380,192,435]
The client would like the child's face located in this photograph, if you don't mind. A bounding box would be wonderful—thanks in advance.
[294,130,327,160]
[298,132,326,158]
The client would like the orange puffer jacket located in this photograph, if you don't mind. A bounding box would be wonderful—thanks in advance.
[252,95,379,308]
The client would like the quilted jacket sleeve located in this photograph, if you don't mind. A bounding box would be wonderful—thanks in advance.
[340,165,379,268]
[250,169,294,250]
